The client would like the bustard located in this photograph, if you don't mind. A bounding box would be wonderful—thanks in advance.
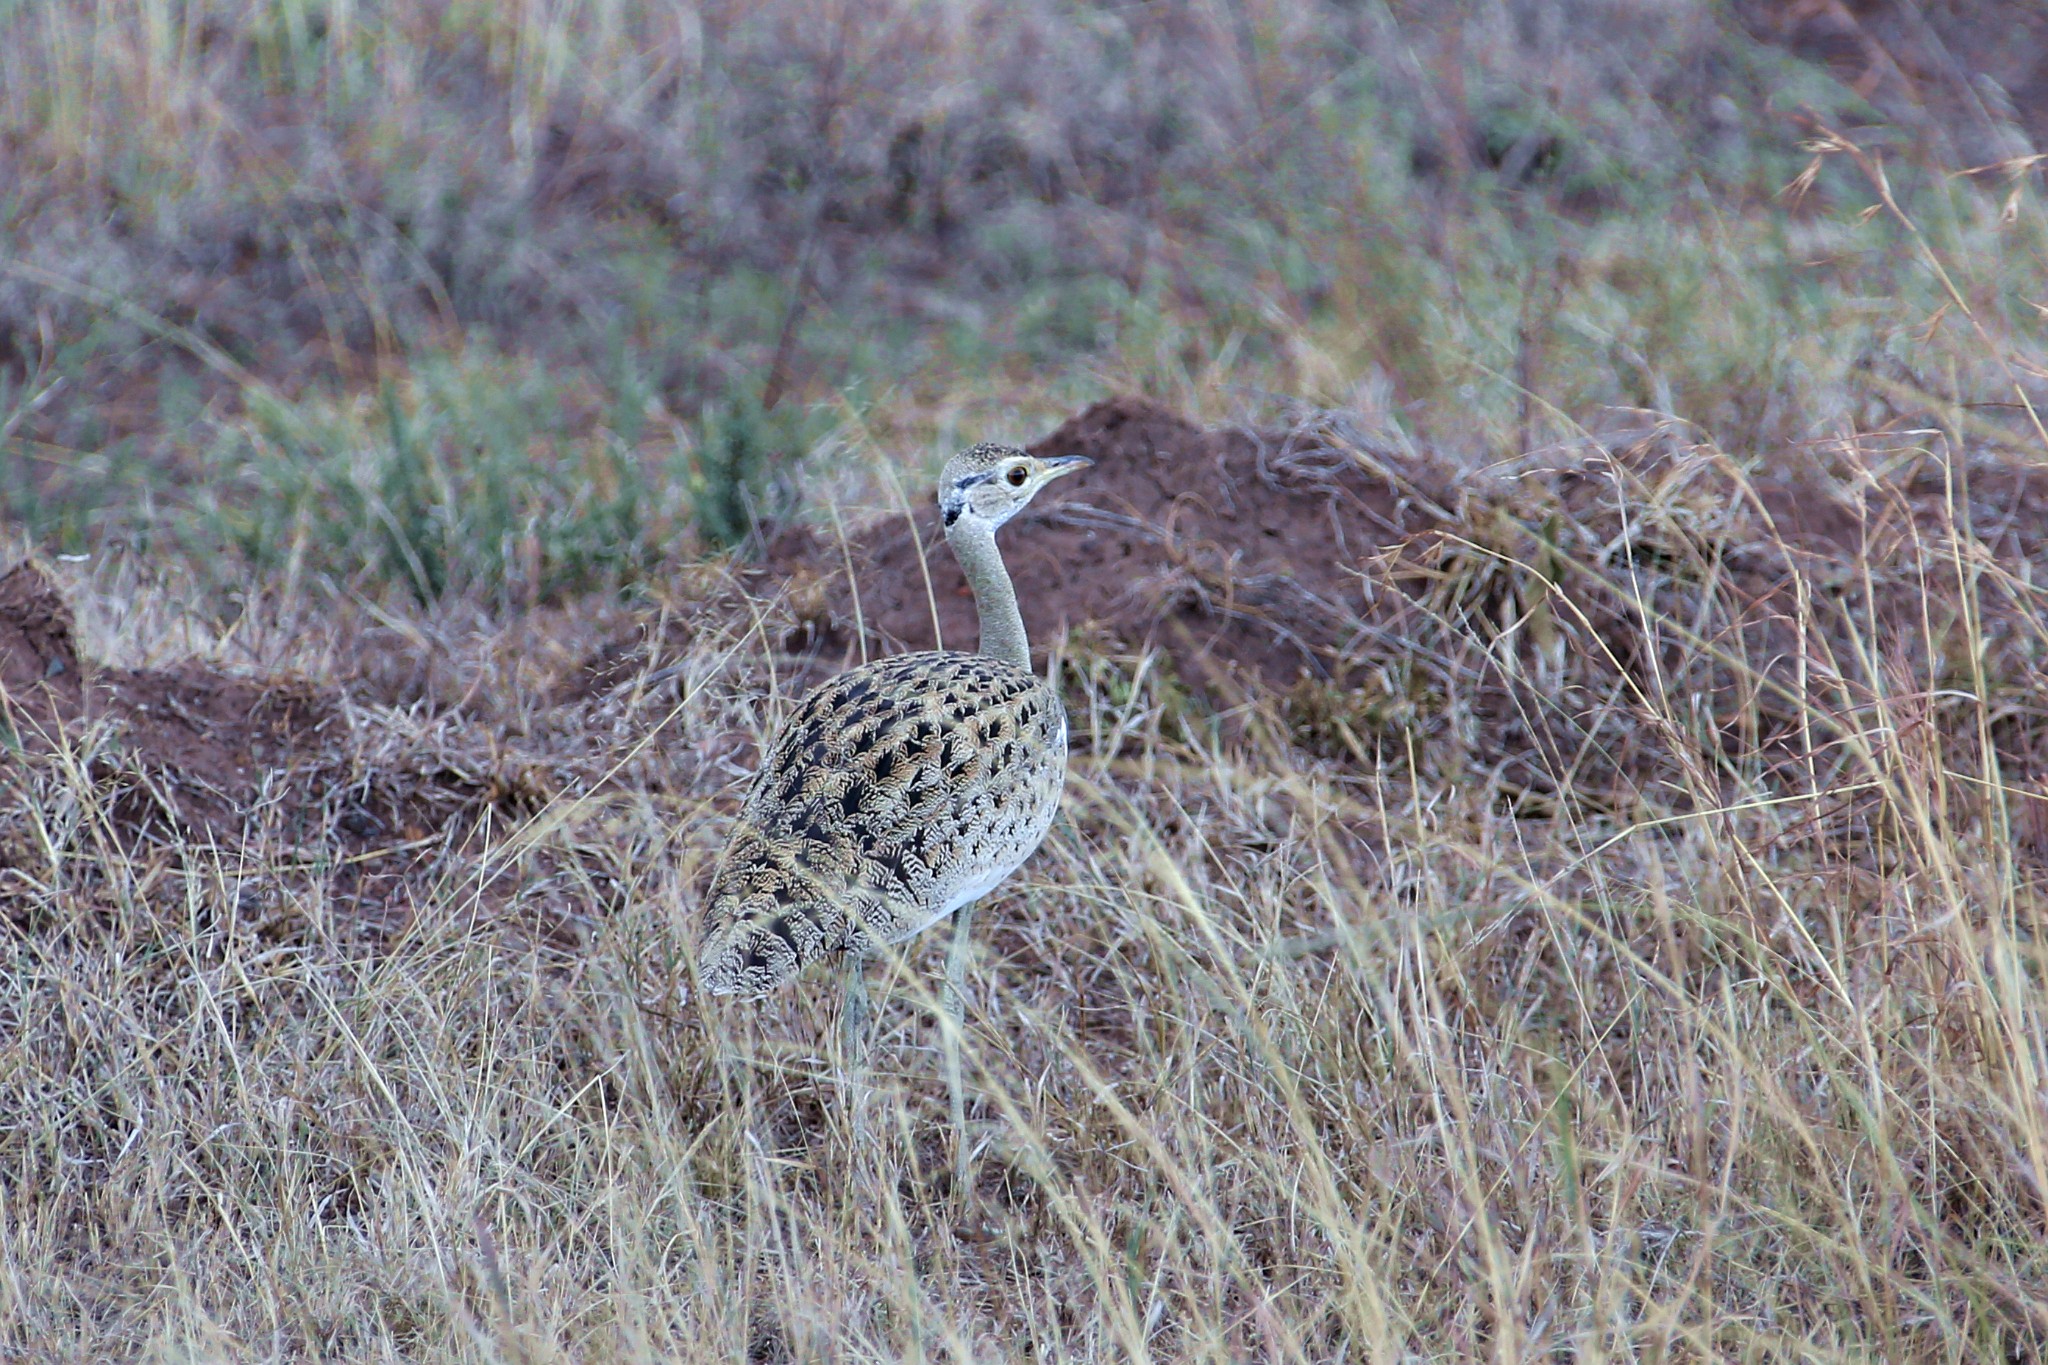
[697,442,1088,1178]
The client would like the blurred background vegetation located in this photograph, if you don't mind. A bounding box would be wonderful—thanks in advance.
[1,0,2044,600]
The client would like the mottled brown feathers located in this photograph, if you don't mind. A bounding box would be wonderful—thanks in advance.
[698,650,1068,998]
[695,444,1089,1004]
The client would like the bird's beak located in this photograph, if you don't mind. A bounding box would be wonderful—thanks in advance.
[1040,455,1092,481]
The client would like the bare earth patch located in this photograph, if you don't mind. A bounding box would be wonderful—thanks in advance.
[0,560,342,840]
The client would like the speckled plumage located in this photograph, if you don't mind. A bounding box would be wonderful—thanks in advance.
[692,448,1089,1015]
[695,443,1087,1185]
[698,650,1068,997]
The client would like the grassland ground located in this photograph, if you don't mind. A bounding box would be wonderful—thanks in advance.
[8,384,2048,1358]
[6,1,2048,1361]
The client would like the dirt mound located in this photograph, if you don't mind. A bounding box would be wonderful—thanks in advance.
[0,560,84,730]
[746,397,2048,819]
[0,560,344,839]
[767,397,1458,694]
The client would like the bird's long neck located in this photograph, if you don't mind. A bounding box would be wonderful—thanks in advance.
[946,517,1029,670]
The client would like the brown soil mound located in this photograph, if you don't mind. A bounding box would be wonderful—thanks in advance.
[752,396,2048,818]
[766,397,1458,694]
[0,560,84,728]
[0,560,343,840]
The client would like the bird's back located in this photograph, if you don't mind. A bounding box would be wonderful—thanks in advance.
[698,650,1068,998]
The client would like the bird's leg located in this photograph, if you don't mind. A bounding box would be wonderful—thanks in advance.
[942,901,975,1191]
[840,949,873,1065]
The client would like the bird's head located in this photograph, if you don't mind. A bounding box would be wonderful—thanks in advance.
[937,443,1091,535]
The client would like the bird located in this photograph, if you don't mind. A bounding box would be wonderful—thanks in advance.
[696,441,1089,1180]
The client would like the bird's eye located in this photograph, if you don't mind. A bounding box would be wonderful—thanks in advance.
[1006,465,1028,487]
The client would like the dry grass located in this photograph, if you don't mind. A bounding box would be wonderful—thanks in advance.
[10,403,2048,1359]
[6,2,2048,1362]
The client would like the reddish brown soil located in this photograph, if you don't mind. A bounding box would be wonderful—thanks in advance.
[0,560,84,726]
[0,563,577,947]
[773,396,2048,674]
[0,561,342,840]
[766,397,1458,697]
[742,396,2048,820]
